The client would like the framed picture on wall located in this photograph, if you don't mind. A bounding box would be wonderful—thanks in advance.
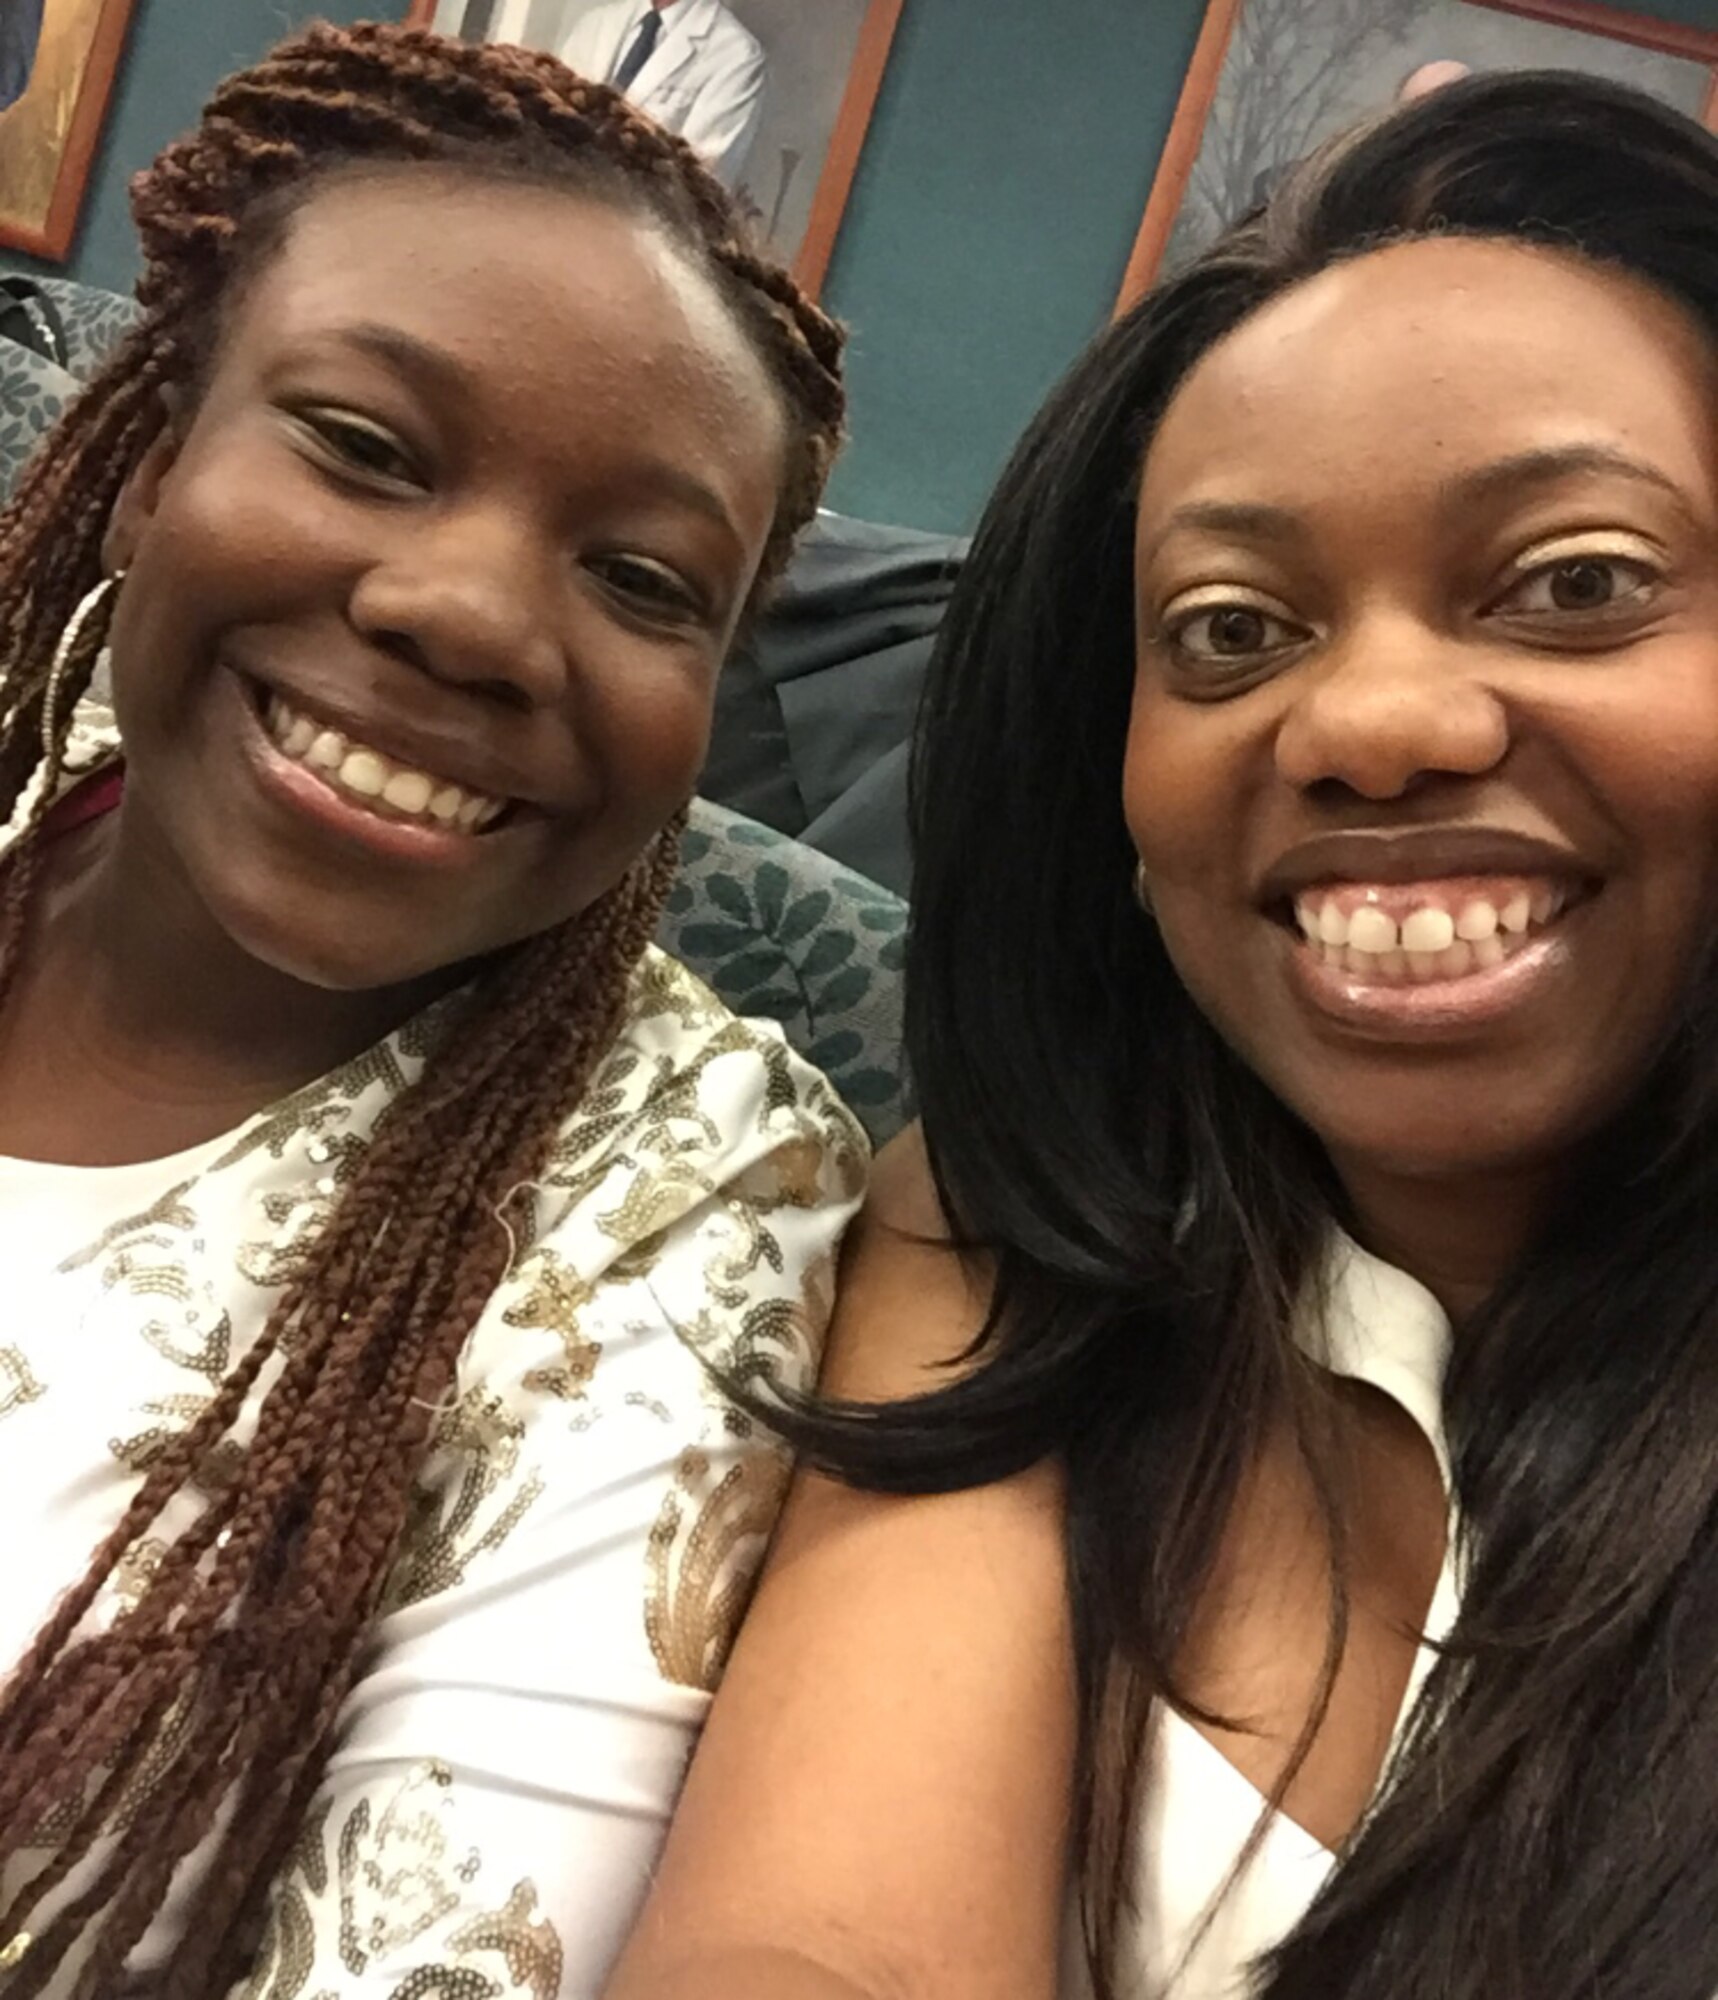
[1120,0,1718,309]
[0,0,139,261]
[407,0,904,295]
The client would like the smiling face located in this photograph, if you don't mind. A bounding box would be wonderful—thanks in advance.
[102,166,786,992]
[1127,238,1718,1189]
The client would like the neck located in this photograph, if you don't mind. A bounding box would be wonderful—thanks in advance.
[11,799,454,1159]
[1329,1155,1550,1323]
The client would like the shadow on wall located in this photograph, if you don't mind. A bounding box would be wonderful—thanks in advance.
[723,0,872,266]
[0,0,46,113]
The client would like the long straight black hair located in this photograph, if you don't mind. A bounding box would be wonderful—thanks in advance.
[771,72,1718,2000]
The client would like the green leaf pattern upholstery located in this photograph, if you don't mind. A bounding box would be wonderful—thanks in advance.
[667,802,908,1141]
[30,276,140,379]
[0,338,80,501]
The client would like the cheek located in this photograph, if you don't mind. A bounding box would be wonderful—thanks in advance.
[589,655,717,806]
[1122,678,1257,895]
[1557,662,1718,934]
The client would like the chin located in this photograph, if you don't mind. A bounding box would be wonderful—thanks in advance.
[1306,1090,1596,1185]
[217,896,459,996]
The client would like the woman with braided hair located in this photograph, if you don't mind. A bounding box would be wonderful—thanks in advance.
[0,19,863,1998]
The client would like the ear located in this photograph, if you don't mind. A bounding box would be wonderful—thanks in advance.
[102,391,187,573]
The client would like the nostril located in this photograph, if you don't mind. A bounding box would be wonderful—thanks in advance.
[474,677,536,715]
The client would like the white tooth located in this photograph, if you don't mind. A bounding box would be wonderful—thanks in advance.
[1347,906,1398,954]
[1530,887,1555,925]
[1473,935,1507,969]
[1437,940,1473,980]
[383,770,434,815]
[339,749,389,799]
[284,716,317,758]
[267,695,287,738]
[1321,942,1344,968]
[1295,898,1319,940]
[1407,951,1441,980]
[1318,902,1349,947]
[457,797,485,829]
[473,800,504,829]
[429,785,466,824]
[308,730,347,772]
[1344,945,1372,975]
[1500,893,1532,934]
[1455,900,1499,942]
[1379,948,1407,979]
[1401,907,1456,955]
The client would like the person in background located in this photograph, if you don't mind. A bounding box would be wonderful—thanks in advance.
[0,21,861,1997]
[1250,56,1472,210]
[0,0,44,114]
[602,73,1718,2000]
[508,0,768,190]
[1398,57,1473,101]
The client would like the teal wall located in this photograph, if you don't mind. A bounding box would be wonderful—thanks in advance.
[8,0,1718,532]
[1,0,382,296]
[817,0,1718,533]
[820,0,1202,534]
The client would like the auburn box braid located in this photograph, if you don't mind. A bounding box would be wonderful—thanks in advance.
[0,22,844,1995]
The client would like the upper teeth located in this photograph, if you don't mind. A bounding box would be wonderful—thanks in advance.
[1296,888,1559,954]
[264,695,504,831]
[1292,883,1570,984]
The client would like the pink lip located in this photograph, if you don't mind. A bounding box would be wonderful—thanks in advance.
[1281,912,1580,1041]
[225,665,495,870]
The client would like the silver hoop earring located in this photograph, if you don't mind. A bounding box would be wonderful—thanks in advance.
[1132,860,1155,918]
[42,571,122,758]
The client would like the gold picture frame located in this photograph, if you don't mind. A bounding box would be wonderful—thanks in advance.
[0,0,141,262]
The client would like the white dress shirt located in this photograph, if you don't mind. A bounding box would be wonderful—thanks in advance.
[492,0,766,189]
[1064,1238,1460,1997]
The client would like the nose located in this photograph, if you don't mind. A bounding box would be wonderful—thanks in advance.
[348,507,566,711]
[1273,617,1510,800]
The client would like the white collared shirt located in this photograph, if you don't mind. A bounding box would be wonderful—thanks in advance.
[1064,1239,1459,1998]
[491,0,767,189]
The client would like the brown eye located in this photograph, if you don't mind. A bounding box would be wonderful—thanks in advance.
[299,408,423,488]
[587,553,706,623]
[1165,599,1305,668]
[1207,607,1269,654]
[1550,560,1618,610]
[1498,553,1659,619]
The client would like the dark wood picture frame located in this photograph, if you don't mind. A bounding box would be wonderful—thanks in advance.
[1118,0,1718,312]
[0,0,141,262]
[404,0,904,297]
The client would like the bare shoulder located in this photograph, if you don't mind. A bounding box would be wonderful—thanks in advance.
[603,1123,1072,2000]
[818,1122,996,1401]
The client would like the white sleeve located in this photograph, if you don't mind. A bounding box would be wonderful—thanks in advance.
[680,42,767,189]
[229,1015,867,1998]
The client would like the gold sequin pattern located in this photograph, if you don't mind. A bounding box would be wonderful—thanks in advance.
[0,1347,43,1423]
[647,1445,792,1690]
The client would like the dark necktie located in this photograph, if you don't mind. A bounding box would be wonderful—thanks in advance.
[612,9,663,92]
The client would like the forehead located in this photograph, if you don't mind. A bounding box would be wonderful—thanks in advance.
[1138,238,1718,529]
[220,167,784,462]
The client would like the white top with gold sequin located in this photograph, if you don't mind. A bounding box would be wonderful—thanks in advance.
[0,770,868,1998]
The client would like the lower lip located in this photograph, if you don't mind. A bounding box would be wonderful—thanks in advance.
[225,667,501,869]
[1281,908,1582,1040]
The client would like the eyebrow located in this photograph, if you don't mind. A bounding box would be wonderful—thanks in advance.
[324,322,747,546]
[1140,444,1691,568]
[1439,443,1689,512]
[1139,501,1307,568]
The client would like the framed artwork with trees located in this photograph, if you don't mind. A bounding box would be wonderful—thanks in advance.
[1120,0,1718,310]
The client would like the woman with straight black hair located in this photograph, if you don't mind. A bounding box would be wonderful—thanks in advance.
[604,70,1718,2000]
